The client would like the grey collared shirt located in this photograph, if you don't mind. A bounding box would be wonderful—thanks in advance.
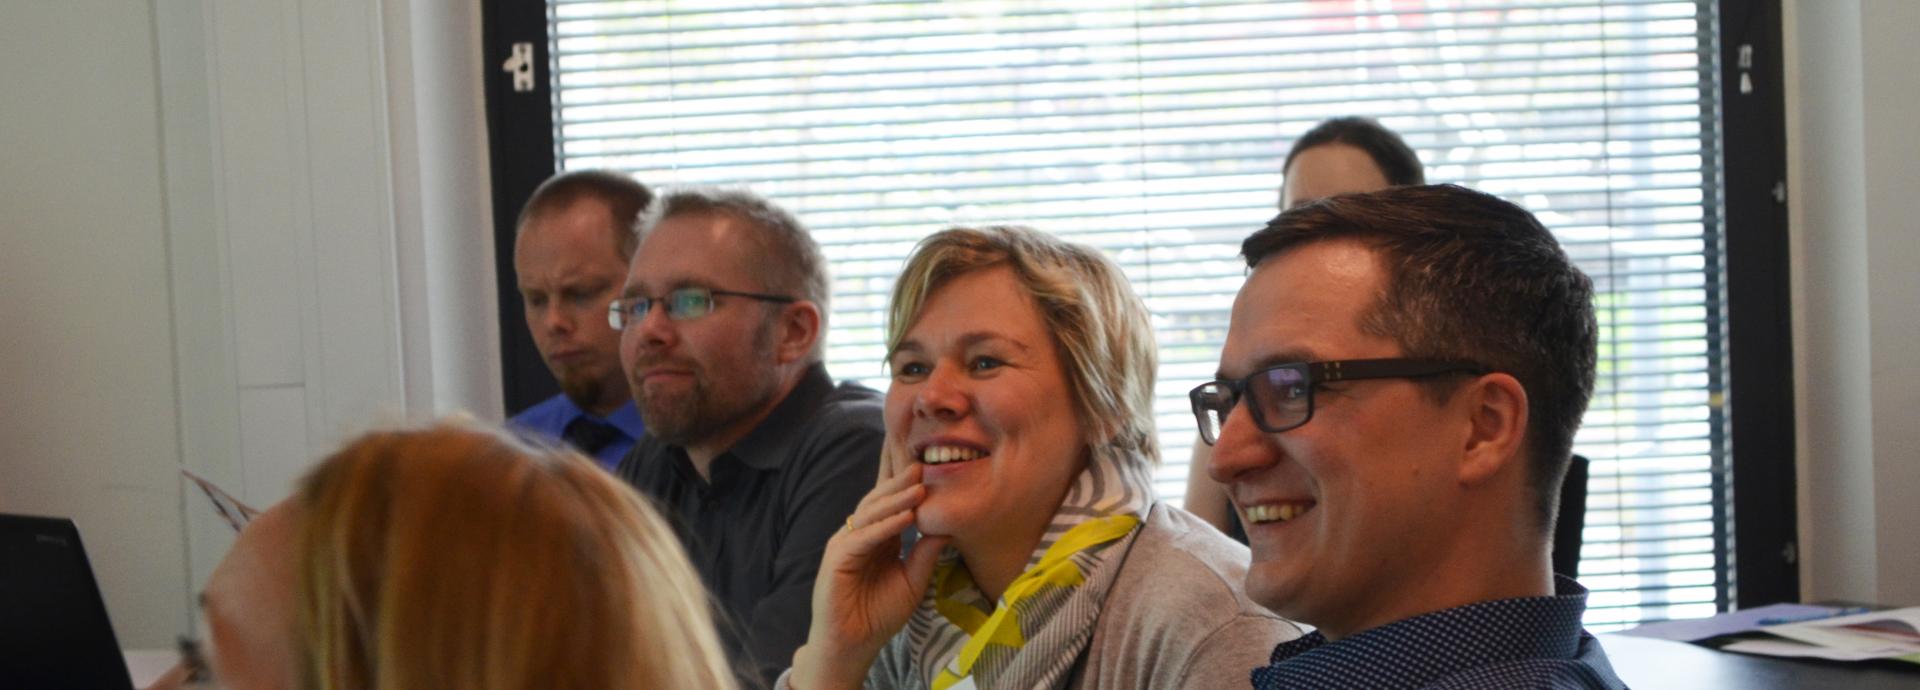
[616,363,883,689]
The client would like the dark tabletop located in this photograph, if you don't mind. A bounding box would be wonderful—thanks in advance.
[1599,633,1920,689]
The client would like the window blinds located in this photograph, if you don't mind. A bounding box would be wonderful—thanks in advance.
[545,0,1726,630]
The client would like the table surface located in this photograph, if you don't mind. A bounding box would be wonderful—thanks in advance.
[1599,634,1920,689]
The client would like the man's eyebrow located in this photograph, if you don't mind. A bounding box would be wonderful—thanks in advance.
[561,276,612,291]
[622,278,709,299]
[1215,348,1319,380]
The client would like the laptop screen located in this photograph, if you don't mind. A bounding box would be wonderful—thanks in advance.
[0,513,136,689]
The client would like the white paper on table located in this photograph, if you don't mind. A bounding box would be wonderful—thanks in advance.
[1720,638,1917,662]
[1763,606,1920,656]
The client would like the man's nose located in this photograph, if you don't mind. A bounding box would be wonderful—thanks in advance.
[541,303,575,333]
[630,298,677,347]
[1207,403,1275,484]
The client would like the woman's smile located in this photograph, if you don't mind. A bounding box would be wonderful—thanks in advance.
[884,265,1087,548]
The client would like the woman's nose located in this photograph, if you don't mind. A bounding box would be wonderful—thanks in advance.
[913,365,969,420]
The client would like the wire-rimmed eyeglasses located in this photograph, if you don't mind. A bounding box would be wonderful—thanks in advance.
[607,286,795,329]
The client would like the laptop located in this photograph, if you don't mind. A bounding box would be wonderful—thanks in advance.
[0,513,137,689]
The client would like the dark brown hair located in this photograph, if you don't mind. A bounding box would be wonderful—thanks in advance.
[1284,116,1426,189]
[1243,184,1596,529]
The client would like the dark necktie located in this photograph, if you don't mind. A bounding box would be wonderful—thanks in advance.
[561,416,622,456]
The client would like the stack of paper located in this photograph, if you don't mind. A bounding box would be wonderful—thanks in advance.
[1721,608,1920,664]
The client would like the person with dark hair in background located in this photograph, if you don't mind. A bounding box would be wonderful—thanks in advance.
[1186,116,1427,540]
[612,188,882,689]
[510,170,653,470]
[1196,185,1623,688]
[1278,116,1425,209]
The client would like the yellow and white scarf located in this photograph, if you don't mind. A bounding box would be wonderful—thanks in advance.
[906,448,1157,690]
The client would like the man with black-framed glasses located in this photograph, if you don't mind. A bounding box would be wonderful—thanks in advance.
[614,188,882,689]
[1202,185,1625,689]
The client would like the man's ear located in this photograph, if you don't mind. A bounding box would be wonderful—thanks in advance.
[772,300,823,365]
[1458,372,1529,487]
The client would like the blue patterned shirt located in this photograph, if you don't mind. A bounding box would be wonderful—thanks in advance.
[1251,577,1626,689]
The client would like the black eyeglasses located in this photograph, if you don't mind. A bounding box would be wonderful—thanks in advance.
[1189,358,1490,445]
[607,286,795,329]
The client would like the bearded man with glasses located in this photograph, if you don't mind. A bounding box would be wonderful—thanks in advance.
[612,188,882,689]
[1198,184,1625,689]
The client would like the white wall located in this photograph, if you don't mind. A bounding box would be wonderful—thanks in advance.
[1785,0,1920,605]
[1,0,193,648]
[1,0,500,646]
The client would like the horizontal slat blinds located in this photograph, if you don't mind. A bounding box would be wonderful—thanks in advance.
[547,0,1725,630]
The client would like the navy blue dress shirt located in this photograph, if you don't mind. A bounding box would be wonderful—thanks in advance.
[509,394,644,471]
[1251,577,1627,689]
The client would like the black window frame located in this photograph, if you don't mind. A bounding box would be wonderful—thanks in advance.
[481,0,562,414]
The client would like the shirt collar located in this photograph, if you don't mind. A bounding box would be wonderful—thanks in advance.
[551,396,645,437]
[721,363,836,472]
[1256,576,1593,688]
[600,400,645,440]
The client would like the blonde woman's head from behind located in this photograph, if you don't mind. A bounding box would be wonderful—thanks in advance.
[200,420,735,690]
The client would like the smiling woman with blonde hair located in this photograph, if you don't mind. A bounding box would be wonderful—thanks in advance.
[784,226,1299,690]
[192,421,737,690]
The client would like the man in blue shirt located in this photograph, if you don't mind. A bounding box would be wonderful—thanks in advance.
[509,170,651,470]
[1193,184,1626,689]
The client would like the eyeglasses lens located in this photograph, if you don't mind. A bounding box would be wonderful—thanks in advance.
[1191,383,1232,445]
[608,300,632,330]
[1250,366,1311,432]
[668,288,712,319]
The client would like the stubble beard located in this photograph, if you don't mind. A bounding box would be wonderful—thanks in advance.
[555,361,616,414]
[633,319,782,448]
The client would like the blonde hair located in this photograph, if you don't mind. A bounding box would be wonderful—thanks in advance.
[292,421,736,690]
[886,226,1160,468]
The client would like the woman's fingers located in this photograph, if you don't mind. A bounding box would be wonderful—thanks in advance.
[875,458,921,493]
[837,493,921,556]
[851,482,923,529]
[903,534,952,591]
[851,462,922,516]
[877,443,897,482]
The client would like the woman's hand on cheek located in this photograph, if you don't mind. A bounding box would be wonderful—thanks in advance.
[791,457,951,690]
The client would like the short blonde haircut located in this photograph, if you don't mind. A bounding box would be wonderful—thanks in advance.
[293,421,736,690]
[886,226,1160,467]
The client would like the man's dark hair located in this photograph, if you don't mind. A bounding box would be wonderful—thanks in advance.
[516,169,653,258]
[1283,116,1426,188]
[1243,184,1597,530]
